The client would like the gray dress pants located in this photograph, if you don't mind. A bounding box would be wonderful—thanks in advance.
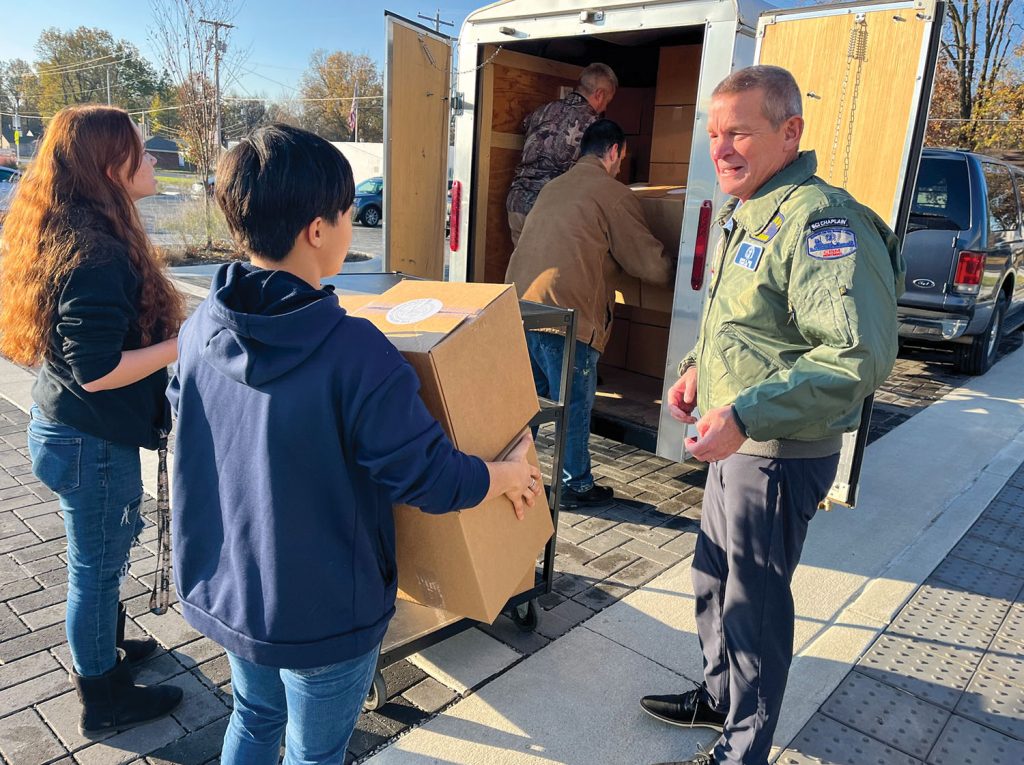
[693,452,839,765]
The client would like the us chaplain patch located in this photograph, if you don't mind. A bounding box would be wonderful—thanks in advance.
[807,225,857,261]
[734,242,764,271]
[808,217,849,232]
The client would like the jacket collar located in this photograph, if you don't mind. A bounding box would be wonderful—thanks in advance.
[566,90,596,115]
[716,151,818,233]
[576,155,608,173]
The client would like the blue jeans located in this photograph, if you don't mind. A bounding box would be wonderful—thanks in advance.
[526,331,601,493]
[27,405,144,677]
[221,646,381,765]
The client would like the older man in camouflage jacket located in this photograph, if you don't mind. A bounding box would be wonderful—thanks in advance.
[505,63,618,246]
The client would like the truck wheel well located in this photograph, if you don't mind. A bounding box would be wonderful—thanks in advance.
[1003,275,1014,299]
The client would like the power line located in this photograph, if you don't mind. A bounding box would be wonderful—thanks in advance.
[33,53,123,75]
[35,55,132,77]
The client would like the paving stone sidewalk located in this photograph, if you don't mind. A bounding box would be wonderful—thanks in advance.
[779,463,1024,765]
[1,276,1021,764]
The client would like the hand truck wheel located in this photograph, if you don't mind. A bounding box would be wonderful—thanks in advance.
[511,598,539,632]
[363,670,387,712]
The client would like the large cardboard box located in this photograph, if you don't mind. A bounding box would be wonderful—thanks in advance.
[627,321,671,379]
[350,281,553,623]
[655,45,702,106]
[651,105,696,164]
[601,314,631,369]
[337,293,376,313]
[649,162,689,186]
[611,272,641,306]
[632,186,686,252]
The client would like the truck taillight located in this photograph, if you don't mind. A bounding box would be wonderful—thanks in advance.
[448,180,462,252]
[691,200,713,290]
[953,250,985,294]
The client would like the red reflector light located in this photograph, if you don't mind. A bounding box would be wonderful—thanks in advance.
[691,200,713,290]
[448,180,462,252]
[953,250,984,290]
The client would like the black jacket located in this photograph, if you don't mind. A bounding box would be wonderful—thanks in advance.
[32,208,171,450]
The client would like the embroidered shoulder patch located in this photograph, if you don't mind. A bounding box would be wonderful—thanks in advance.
[752,212,785,242]
[734,242,764,271]
[807,226,857,260]
[808,217,849,232]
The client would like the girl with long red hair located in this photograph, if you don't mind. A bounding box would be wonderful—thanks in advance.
[0,105,184,735]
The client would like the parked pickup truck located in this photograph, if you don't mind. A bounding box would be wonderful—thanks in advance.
[898,149,1024,375]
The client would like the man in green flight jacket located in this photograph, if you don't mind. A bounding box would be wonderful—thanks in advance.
[640,65,905,765]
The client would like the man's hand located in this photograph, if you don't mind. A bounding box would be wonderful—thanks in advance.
[685,406,747,463]
[667,366,698,424]
[501,432,543,520]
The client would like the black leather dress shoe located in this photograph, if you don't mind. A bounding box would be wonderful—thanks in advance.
[640,685,727,732]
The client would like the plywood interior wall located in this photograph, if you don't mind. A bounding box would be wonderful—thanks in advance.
[758,9,928,225]
[475,39,700,389]
[385,20,452,279]
[472,47,581,283]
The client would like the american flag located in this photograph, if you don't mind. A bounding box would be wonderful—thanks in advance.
[348,83,359,139]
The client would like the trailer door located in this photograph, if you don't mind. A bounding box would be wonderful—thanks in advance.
[755,0,945,507]
[383,12,453,279]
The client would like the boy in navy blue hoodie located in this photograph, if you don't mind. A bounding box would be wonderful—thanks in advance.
[168,124,542,765]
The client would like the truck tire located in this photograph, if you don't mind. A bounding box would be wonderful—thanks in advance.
[956,292,1005,376]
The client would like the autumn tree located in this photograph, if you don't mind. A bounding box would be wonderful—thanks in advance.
[221,97,271,141]
[299,50,383,142]
[0,59,43,142]
[34,27,161,117]
[150,0,240,249]
[931,1,1024,149]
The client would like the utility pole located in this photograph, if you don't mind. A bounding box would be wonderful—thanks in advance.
[417,8,454,34]
[199,18,234,150]
[105,65,112,106]
[13,98,20,167]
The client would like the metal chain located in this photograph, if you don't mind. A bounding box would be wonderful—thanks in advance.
[842,21,869,188]
[828,56,853,183]
[148,435,171,615]
[418,36,506,75]
[828,18,868,187]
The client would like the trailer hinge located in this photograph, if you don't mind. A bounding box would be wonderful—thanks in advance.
[452,91,465,115]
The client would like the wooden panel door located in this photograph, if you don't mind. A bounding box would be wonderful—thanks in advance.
[384,13,453,278]
[756,0,945,508]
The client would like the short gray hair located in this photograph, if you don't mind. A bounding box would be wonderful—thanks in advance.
[712,65,802,128]
[578,63,618,95]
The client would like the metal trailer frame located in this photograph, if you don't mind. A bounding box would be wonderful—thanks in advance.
[327,273,576,711]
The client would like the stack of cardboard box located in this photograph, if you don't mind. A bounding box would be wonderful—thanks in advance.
[601,305,672,380]
[650,45,700,185]
[610,184,685,312]
[346,281,554,624]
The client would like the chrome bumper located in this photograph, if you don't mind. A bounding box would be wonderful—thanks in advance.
[897,314,969,341]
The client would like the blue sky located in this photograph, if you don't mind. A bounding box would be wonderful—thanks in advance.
[3,1,482,98]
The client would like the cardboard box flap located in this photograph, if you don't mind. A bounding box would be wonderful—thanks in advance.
[350,281,511,354]
[352,279,538,458]
[337,293,376,313]
[629,184,686,199]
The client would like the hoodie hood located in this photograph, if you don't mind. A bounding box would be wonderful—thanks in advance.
[203,262,343,386]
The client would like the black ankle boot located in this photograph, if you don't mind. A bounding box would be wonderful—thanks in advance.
[117,603,158,664]
[72,650,183,736]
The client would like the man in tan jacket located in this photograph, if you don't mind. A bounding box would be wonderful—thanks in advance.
[506,119,676,508]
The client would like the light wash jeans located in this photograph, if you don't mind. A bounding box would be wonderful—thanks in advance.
[221,645,381,765]
[27,405,144,677]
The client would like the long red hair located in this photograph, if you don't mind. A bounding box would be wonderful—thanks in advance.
[0,105,184,366]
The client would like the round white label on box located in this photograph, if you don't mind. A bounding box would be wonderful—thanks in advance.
[386,298,443,325]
